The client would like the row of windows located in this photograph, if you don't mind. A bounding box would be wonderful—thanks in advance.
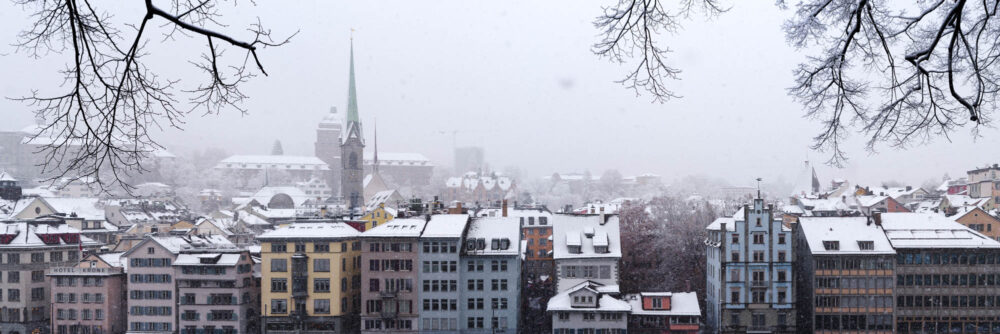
[180,326,237,334]
[267,298,348,314]
[130,306,172,316]
[131,258,171,267]
[130,274,171,283]
[55,308,104,321]
[369,259,413,272]
[815,295,893,308]
[364,299,414,314]
[1,270,47,283]
[180,266,227,275]
[368,242,414,253]
[1,251,78,264]
[363,319,413,330]
[422,299,457,311]
[816,257,894,270]
[130,290,171,300]
[815,315,893,330]
[732,233,787,244]
[423,261,458,273]
[54,276,104,287]
[520,216,548,226]
[423,241,458,253]
[898,295,1000,308]
[563,265,612,279]
[897,273,1000,287]
[897,319,1000,334]
[422,318,458,331]
[55,293,105,303]
[130,322,171,331]
[369,278,414,293]
[553,329,626,334]
[897,252,1000,265]
[422,280,457,292]
[54,325,107,334]
[467,260,509,272]
[270,242,357,253]
[816,276,892,289]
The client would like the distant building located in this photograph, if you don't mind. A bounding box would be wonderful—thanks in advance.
[705,198,796,334]
[175,250,258,334]
[951,206,1000,241]
[547,281,629,334]
[967,164,1000,200]
[443,172,516,205]
[454,147,484,174]
[340,42,365,213]
[0,171,22,201]
[315,107,344,194]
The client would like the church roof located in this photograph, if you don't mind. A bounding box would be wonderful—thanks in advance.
[346,40,360,124]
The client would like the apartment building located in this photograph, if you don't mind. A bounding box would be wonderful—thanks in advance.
[794,217,896,333]
[416,215,468,333]
[257,223,362,333]
[967,164,1000,201]
[48,254,127,334]
[175,250,257,334]
[360,218,425,333]
[623,292,701,334]
[880,213,1000,333]
[0,220,101,334]
[461,217,520,333]
[551,214,621,292]
[121,235,234,334]
[705,198,795,334]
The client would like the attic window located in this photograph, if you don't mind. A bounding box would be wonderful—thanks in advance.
[476,239,486,250]
[500,239,510,250]
[822,241,840,251]
[857,241,874,251]
[491,239,500,250]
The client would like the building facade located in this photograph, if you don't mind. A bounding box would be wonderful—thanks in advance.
[705,198,795,334]
[175,251,258,334]
[0,221,100,334]
[794,217,895,333]
[461,217,520,333]
[551,214,622,292]
[360,218,424,333]
[416,215,468,333]
[258,223,362,333]
[48,257,127,334]
[624,292,701,334]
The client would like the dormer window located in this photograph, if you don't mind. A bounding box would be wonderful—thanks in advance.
[823,241,839,251]
[857,241,874,251]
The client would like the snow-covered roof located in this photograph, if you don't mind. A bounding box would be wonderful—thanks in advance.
[0,171,16,182]
[547,281,631,312]
[465,217,520,256]
[37,197,105,221]
[0,222,101,249]
[97,252,126,269]
[363,218,427,238]
[880,213,1000,248]
[216,155,329,170]
[365,190,402,212]
[624,292,701,316]
[251,186,312,208]
[705,217,736,231]
[942,195,989,209]
[257,222,360,240]
[130,235,236,255]
[174,253,242,266]
[798,217,894,255]
[363,152,432,166]
[552,214,621,260]
[855,195,888,208]
[421,214,469,239]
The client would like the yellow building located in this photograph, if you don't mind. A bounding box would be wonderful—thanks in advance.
[359,203,397,230]
[258,222,362,333]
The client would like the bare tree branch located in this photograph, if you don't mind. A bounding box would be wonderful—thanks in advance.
[10,0,294,193]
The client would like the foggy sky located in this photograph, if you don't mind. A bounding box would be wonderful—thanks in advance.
[1,0,997,188]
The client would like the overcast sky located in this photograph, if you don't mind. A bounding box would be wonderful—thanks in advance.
[1,1,997,187]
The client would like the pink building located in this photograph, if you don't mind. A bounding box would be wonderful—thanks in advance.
[48,254,127,334]
[360,219,425,333]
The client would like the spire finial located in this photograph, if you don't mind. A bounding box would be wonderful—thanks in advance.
[373,118,379,173]
[756,177,763,199]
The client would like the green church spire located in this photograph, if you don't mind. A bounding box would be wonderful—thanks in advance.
[346,40,360,124]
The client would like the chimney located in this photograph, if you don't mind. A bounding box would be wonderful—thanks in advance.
[599,207,606,225]
[873,212,882,226]
[502,200,508,217]
[906,186,912,191]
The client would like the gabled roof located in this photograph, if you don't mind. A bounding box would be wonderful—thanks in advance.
[880,213,1000,248]
[421,214,469,239]
[122,235,236,257]
[363,218,427,238]
[624,292,701,316]
[0,222,101,249]
[465,217,520,256]
[257,222,360,240]
[552,214,621,260]
[546,281,631,312]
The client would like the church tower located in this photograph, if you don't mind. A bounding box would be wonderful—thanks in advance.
[341,40,365,212]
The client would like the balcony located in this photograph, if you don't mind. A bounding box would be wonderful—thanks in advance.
[380,310,397,318]
[379,290,397,299]
[751,280,768,287]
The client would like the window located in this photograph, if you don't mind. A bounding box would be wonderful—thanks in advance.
[753,251,765,262]
[314,259,330,272]
[271,278,288,292]
[652,298,663,308]
[778,251,786,262]
[752,313,766,327]
[731,234,739,244]
[314,243,329,252]
[271,299,287,313]
[295,243,306,252]
[777,270,787,281]
[858,241,874,251]
[730,291,739,303]
[314,279,330,292]
[271,244,287,253]
[778,233,786,244]
[731,252,739,262]
[31,252,43,263]
[271,259,287,272]
[823,241,840,250]
[753,234,765,244]
[314,299,331,314]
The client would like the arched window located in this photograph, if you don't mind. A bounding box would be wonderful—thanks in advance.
[349,152,358,169]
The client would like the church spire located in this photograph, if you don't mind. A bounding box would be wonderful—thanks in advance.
[346,39,360,124]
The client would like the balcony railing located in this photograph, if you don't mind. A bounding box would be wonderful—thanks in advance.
[379,290,397,298]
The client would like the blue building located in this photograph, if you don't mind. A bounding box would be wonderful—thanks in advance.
[461,217,520,333]
[705,198,796,333]
[417,214,469,333]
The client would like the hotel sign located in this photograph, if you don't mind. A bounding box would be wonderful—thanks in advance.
[47,267,121,275]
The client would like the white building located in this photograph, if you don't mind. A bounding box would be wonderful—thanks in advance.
[551,214,622,292]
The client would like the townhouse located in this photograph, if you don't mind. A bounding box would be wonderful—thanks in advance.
[461,217,520,333]
[48,253,127,334]
[360,218,424,333]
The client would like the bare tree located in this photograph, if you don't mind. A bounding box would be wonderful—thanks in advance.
[598,1,1000,165]
[12,0,294,191]
[593,0,727,102]
[782,0,999,166]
